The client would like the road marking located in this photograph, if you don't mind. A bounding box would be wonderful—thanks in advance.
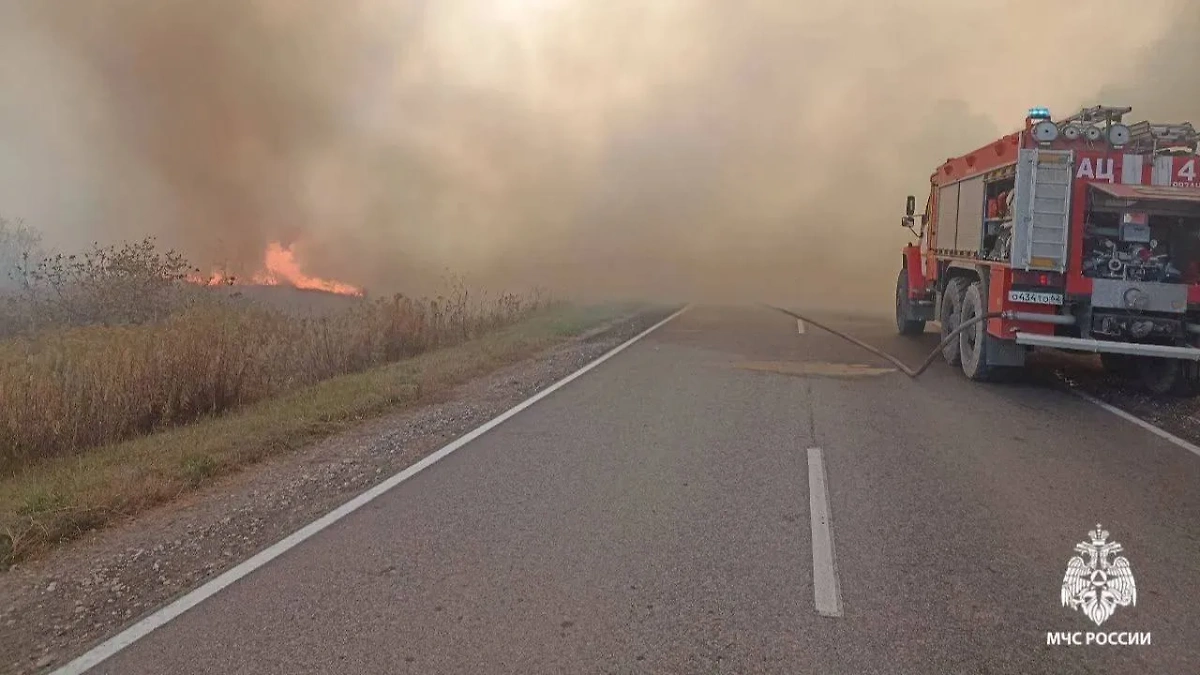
[807,447,844,617]
[51,305,691,675]
[1073,389,1200,460]
[796,318,806,335]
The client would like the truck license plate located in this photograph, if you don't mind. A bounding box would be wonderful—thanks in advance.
[1008,290,1063,305]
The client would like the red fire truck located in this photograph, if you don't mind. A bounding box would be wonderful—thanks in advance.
[895,105,1200,394]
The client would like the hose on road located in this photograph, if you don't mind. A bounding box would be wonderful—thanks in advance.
[763,305,1005,378]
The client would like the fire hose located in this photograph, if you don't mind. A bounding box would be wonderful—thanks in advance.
[763,305,1005,378]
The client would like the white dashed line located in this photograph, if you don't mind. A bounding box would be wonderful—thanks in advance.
[797,318,806,335]
[807,447,843,617]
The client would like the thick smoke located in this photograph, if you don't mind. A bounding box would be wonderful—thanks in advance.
[0,0,1189,309]
[1097,0,1200,123]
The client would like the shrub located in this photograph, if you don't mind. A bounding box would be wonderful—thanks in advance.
[8,236,200,333]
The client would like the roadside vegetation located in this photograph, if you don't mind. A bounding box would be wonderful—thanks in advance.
[0,219,645,567]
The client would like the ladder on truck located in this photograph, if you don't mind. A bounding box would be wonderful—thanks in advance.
[1012,148,1073,271]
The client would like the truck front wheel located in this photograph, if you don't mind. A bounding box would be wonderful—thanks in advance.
[895,269,926,336]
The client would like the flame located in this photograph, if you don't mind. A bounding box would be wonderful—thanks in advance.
[187,242,363,296]
[254,242,363,296]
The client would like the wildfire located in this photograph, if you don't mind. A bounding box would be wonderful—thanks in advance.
[188,242,363,297]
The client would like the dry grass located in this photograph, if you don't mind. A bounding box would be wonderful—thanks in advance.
[0,290,545,472]
[0,301,646,567]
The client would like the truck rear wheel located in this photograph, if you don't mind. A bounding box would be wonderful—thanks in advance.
[959,281,994,381]
[939,277,968,366]
[1135,357,1200,397]
[895,269,926,336]
[1182,361,1200,397]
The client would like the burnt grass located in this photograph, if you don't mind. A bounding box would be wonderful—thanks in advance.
[215,283,367,316]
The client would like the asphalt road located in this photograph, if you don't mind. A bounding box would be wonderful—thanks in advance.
[77,305,1200,674]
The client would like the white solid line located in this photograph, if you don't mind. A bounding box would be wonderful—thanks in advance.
[52,305,691,675]
[796,318,806,335]
[807,447,843,618]
[1072,389,1200,460]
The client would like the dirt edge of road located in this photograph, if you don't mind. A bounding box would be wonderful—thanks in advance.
[0,304,682,675]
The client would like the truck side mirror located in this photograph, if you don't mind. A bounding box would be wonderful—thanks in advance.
[905,195,917,217]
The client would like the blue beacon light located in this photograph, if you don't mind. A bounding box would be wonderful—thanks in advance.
[1027,107,1052,120]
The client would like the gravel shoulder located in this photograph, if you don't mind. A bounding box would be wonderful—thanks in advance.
[0,305,679,675]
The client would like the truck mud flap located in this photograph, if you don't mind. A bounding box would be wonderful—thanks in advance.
[986,335,1027,367]
[909,299,935,321]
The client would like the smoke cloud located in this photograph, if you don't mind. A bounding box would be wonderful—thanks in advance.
[0,0,1190,309]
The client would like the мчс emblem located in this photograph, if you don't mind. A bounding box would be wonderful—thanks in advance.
[1061,524,1137,626]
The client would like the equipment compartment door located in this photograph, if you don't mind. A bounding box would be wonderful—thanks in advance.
[954,176,986,253]
[1012,148,1073,271]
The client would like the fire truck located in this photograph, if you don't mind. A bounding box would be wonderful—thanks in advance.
[895,105,1200,395]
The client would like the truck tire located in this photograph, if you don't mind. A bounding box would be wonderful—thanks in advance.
[895,269,926,336]
[939,277,968,366]
[1135,357,1200,397]
[958,281,994,381]
[1182,360,1200,397]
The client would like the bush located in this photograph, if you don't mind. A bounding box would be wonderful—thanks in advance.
[5,236,201,334]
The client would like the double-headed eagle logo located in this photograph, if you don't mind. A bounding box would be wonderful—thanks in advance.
[1061,524,1137,626]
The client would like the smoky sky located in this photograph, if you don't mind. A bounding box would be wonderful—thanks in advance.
[0,0,1192,309]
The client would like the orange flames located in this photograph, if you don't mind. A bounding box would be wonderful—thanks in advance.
[189,242,363,296]
[254,242,363,296]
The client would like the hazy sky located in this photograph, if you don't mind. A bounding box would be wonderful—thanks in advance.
[0,0,1193,308]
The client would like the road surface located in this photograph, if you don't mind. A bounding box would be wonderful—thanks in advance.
[69,305,1200,674]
